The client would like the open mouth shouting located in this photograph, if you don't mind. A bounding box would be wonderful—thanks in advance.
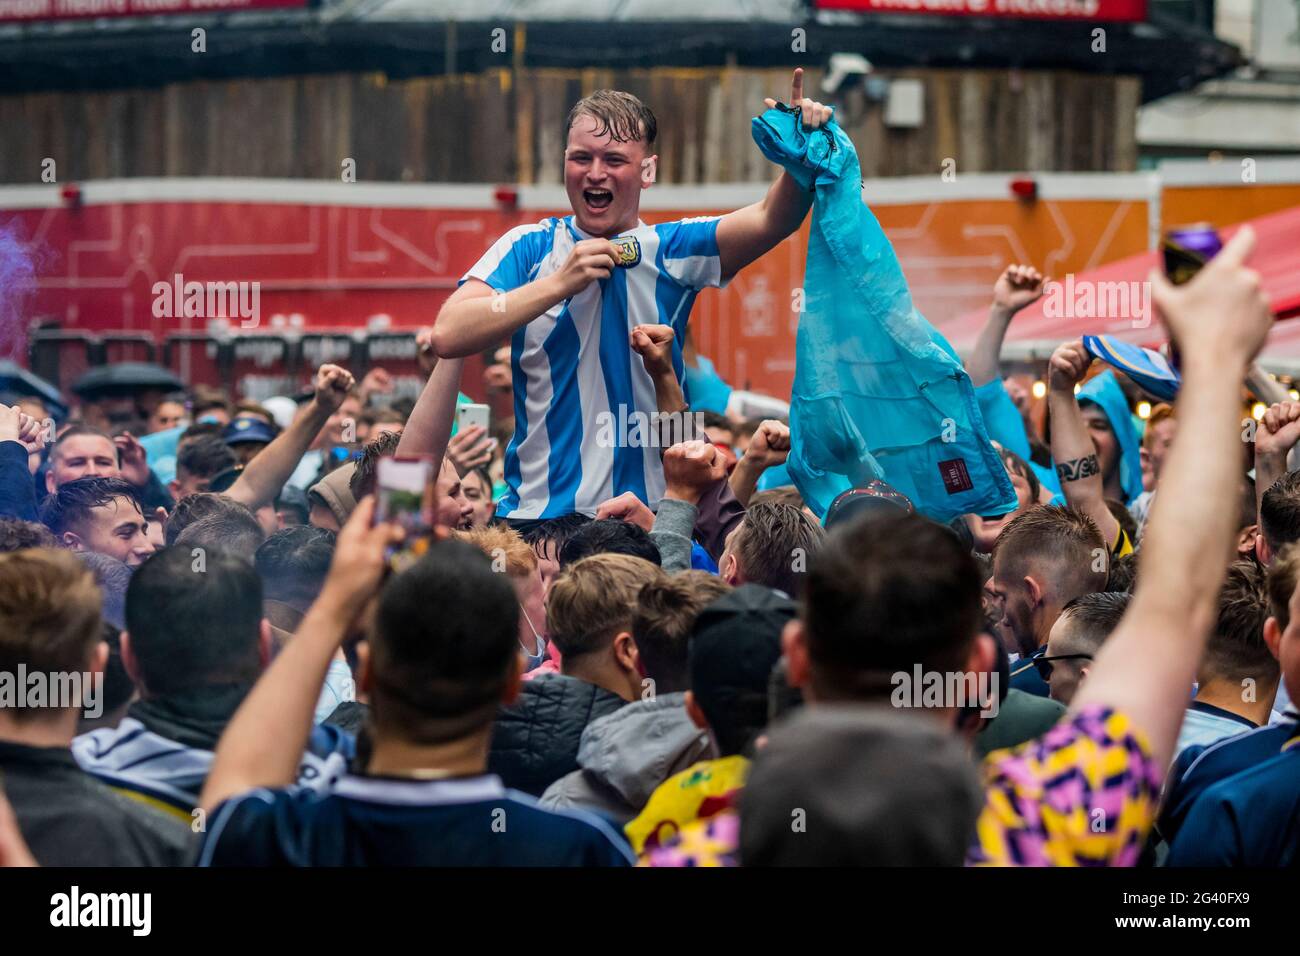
[583,187,614,214]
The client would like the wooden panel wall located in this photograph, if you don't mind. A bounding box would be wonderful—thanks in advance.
[0,66,1140,184]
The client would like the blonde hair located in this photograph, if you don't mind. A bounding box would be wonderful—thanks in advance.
[547,553,666,658]
[457,526,537,579]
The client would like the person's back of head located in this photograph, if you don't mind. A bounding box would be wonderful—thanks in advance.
[124,546,265,697]
[1259,471,1300,563]
[802,511,983,702]
[748,487,806,511]
[165,493,254,546]
[989,505,1108,657]
[349,429,404,501]
[740,706,983,866]
[179,421,223,445]
[720,501,824,597]
[688,583,792,756]
[991,505,1108,599]
[547,553,667,663]
[0,548,103,724]
[175,509,266,564]
[174,434,237,489]
[254,526,336,611]
[1265,545,1300,706]
[1200,560,1275,691]
[0,517,58,554]
[558,518,661,567]
[632,570,732,694]
[1238,476,1257,539]
[368,539,520,744]
[1044,590,1130,704]
[75,550,133,631]
[1106,552,1138,593]
[1054,591,1130,657]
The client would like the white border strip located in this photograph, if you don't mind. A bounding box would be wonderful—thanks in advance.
[0,172,1164,212]
[1158,157,1300,187]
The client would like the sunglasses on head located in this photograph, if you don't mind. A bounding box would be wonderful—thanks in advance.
[1032,654,1093,681]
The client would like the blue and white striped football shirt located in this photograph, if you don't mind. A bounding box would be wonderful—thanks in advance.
[461,215,725,519]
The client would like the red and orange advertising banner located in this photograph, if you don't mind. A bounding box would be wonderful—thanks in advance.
[815,0,1147,22]
[0,0,306,24]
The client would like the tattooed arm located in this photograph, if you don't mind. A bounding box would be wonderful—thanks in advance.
[1047,339,1120,550]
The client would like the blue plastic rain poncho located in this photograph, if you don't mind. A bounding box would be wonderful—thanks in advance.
[1076,369,1144,506]
[750,107,1017,521]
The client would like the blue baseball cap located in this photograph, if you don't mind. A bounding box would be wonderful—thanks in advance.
[222,416,278,446]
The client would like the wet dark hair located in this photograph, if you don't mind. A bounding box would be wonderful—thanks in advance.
[39,477,141,537]
[559,518,661,568]
[349,429,404,501]
[516,512,593,564]
[565,89,657,146]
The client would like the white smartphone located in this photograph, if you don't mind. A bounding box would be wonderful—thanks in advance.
[375,456,435,570]
[457,402,490,434]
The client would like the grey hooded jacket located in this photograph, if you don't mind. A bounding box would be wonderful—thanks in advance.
[539,692,712,825]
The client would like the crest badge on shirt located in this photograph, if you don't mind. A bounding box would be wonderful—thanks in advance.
[612,236,642,268]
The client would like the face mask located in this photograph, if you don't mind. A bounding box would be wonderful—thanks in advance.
[314,659,356,724]
[520,605,547,673]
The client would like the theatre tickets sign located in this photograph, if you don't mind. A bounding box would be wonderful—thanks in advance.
[816,0,1147,22]
[0,0,306,23]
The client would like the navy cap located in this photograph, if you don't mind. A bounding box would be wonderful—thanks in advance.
[222,416,277,446]
[823,481,914,530]
[690,584,794,702]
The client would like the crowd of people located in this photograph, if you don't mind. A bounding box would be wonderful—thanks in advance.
[0,80,1296,869]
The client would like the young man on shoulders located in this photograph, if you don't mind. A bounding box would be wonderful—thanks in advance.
[432,71,830,521]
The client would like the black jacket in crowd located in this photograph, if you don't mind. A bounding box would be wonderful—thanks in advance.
[488,673,627,797]
[0,739,193,866]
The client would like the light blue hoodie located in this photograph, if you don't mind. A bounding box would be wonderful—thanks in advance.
[750,107,1016,522]
[1076,370,1144,506]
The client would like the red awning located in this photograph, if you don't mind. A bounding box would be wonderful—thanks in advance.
[941,203,1300,361]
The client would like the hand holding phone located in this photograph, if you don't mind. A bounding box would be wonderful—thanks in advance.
[375,456,436,571]
[457,403,490,434]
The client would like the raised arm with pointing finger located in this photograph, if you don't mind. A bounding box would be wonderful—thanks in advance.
[1069,226,1273,771]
